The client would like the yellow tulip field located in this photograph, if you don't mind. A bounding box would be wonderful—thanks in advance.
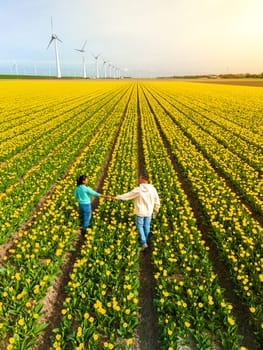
[0,79,262,349]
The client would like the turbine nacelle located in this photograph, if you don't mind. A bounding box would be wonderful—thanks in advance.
[52,33,62,41]
[91,51,102,61]
[47,34,62,50]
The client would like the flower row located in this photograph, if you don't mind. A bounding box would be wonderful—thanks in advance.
[138,85,246,349]
[152,81,263,147]
[0,83,134,349]
[1,85,92,161]
[0,85,131,244]
[143,84,262,214]
[50,85,140,350]
[141,84,262,342]
[1,87,119,191]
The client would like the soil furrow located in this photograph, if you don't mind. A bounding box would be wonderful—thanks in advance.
[34,85,135,349]
[149,85,262,151]
[0,86,132,260]
[141,86,259,350]
[143,86,263,224]
[136,82,160,350]
[1,88,126,198]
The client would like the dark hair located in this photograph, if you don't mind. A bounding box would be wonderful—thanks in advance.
[76,175,87,186]
[140,173,149,181]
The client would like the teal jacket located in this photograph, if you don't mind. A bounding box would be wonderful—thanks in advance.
[74,185,100,204]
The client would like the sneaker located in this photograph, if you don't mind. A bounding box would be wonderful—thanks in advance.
[141,243,148,251]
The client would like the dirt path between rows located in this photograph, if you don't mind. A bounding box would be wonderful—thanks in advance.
[141,86,259,349]
[34,87,135,350]
[135,84,160,349]
[0,88,128,264]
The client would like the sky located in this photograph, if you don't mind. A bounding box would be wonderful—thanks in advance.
[1,0,263,78]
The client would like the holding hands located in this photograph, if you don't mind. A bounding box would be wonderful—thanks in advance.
[100,195,116,200]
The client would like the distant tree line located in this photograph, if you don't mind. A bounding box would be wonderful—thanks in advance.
[159,72,263,79]
[218,72,263,79]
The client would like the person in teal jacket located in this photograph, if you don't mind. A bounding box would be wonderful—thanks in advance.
[74,175,108,235]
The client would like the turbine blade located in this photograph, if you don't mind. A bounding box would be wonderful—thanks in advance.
[81,40,87,51]
[90,50,95,57]
[51,16,54,32]
[57,37,63,43]
[47,37,54,49]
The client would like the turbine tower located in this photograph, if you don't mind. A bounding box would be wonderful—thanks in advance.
[115,67,119,79]
[103,58,108,79]
[91,52,102,79]
[108,63,112,79]
[47,17,62,78]
[13,60,18,75]
[112,65,116,79]
[75,40,87,78]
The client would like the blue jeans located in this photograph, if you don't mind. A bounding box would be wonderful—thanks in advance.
[136,215,152,245]
[79,203,92,235]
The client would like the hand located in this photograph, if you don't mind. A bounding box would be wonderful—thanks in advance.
[102,195,115,200]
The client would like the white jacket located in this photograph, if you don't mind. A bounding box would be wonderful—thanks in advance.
[116,183,160,217]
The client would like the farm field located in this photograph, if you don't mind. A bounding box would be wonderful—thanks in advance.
[0,79,262,350]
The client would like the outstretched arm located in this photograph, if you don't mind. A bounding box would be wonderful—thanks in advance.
[115,188,139,200]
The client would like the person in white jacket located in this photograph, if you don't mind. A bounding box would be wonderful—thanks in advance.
[115,174,160,250]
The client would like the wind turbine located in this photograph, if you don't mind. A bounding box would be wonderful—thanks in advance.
[111,65,116,79]
[115,67,120,79]
[91,52,102,79]
[47,17,62,78]
[102,58,108,79]
[108,63,112,78]
[75,40,87,78]
[12,60,18,75]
